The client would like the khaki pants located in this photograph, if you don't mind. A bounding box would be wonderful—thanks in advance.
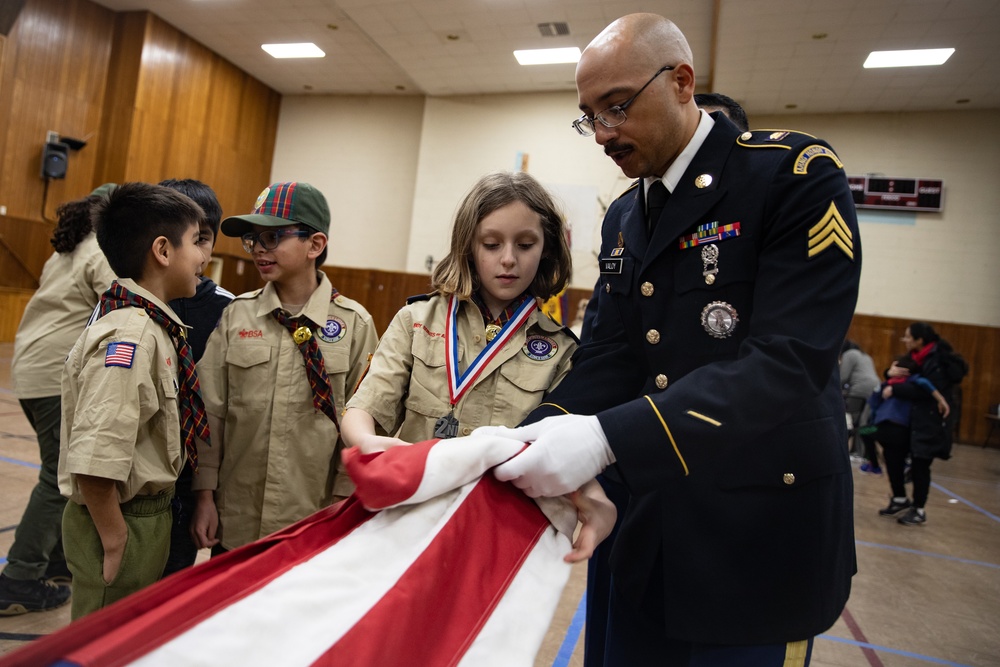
[62,491,173,620]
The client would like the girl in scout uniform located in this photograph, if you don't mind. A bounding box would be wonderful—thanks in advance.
[2,185,117,616]
[342,171,615,561]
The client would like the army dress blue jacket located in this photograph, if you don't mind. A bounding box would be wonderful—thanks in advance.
[529,112,861,644]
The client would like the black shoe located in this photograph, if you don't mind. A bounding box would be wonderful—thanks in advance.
[44,560,72,586]
[898,507,926,527]
[878,498,912,517]
[0,572,71,616]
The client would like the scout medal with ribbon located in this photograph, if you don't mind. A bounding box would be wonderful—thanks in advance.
[436,294,536,438]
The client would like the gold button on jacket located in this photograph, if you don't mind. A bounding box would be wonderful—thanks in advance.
[646,329,661,344]
[641,282,654,297]
[655,374,669,389]
[783,473,796,485]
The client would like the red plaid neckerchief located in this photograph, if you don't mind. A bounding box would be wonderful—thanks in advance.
[98,281,211,471]
[271,288,341,428]
[470,291,531,328]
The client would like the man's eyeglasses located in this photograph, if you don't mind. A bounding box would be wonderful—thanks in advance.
[241,228,312,254]
[572,65,675,137]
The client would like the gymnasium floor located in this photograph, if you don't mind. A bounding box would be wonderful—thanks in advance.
[1,341,998,666]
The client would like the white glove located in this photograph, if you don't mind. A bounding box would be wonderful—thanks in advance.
[481,414,615,498]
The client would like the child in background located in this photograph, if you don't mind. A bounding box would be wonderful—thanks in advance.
[864,355,949,516]
[191,182,378,552]
[160,178,235,578]
[59,183,208,619]
[1,185,117,616]
[342,171,614,561]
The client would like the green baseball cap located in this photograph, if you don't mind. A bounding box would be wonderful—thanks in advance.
[220,182,330,237]
[89,183,116,199]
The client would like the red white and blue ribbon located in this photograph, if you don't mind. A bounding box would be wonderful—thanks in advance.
[444,294,536,406]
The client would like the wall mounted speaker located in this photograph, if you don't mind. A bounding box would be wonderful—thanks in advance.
[41,141,69,179]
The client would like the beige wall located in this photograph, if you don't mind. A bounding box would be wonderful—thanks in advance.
[754,109,1000,327]
[271,93,1000,327]
[270,95,425,271]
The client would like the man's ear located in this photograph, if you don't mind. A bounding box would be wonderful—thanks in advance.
[307,232,328,260]
[674,63,696,104]
[151,236,171,268]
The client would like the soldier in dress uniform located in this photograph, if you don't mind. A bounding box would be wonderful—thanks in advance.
[483,13,861,667]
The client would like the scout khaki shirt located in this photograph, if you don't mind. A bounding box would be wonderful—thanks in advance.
[194,273,378,549]
[12,233,117,398]
[347,294,576,442]
[58,279,186,504]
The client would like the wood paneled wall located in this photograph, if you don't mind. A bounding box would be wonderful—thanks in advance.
[0,0,280,289]
[95,10,280,259]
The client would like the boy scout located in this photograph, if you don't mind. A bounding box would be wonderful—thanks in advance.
[191,182,378,552]
[59,183,208,619]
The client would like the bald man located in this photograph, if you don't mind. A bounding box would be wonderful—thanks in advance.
[484,14,859,666]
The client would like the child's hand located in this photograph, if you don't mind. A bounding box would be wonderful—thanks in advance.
[563,480,617,563]
[191,490,220,549]
[100,531,127,584]
[887,361,910,379]
[882,385,893,399]
[937,399,950,418]
[355,434,409,455]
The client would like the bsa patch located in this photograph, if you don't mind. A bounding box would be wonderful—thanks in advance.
[105,342,136,368]
[522,335,558,361]
[317,317,347,343]
[793,145,844,175]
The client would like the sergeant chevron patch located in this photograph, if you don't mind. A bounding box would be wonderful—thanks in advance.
[808,202,854,260]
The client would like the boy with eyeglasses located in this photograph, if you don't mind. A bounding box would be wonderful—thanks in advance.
[190,182,378,553]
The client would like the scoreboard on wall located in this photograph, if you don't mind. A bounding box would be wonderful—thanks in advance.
[847,175,943,212]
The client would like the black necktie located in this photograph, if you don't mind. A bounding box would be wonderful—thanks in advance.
[646,180,669,235]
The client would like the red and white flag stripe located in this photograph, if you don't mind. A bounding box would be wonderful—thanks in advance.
[2,435,573,667]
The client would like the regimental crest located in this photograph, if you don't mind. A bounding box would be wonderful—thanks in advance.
[318,317,347,343]
[522,335,558,361]
[808,202,854,260]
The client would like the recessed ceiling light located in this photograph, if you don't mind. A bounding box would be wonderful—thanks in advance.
[261,43,325,59]
[863,48,954,68]
[513,47,581,65]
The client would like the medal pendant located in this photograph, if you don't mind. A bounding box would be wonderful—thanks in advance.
[433,412,460,439]
[485,324,501,342]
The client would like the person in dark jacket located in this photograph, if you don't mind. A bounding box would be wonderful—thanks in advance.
[162,179,234,575]
[878,322,967,526]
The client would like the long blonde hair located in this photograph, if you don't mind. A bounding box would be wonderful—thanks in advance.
[431,171,571,300]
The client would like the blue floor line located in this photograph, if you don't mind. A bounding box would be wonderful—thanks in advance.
[552,591,587,667]
[0,454,40,470]
[932,481,1000,523]
[554,592,982,667]
[818,634,973,666]
[856,540,1000,569]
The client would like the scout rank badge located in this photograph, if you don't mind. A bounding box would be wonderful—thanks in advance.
[436,294,537,439]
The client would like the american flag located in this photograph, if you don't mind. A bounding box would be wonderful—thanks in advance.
[104,342,136,368]
[1,435,574,667]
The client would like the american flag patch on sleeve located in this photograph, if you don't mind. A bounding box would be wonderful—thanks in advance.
[105,342,136,368]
